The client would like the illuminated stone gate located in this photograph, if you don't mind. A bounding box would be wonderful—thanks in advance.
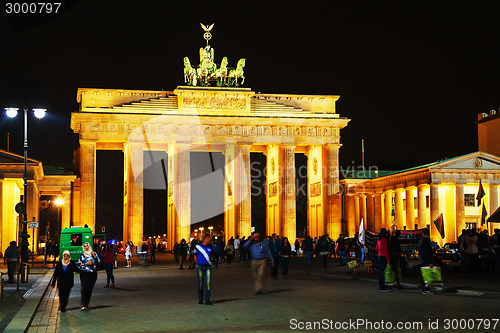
[71,86,349,248]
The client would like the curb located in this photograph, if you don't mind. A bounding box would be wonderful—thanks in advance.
[4,270,52,332]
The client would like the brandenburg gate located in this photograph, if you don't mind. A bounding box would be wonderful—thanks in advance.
[70,25,349,249]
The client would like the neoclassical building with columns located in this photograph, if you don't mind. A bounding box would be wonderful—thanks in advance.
[0,149,76,253]
[341,151,500,246]
[70,86,349,248]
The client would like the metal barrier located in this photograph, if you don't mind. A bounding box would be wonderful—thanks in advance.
[0,272,4,300]
[20,263,29,283]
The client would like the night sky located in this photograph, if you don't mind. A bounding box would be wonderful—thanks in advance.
[2,1,500,236]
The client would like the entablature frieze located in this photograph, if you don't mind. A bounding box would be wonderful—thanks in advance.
[73,119,345,145]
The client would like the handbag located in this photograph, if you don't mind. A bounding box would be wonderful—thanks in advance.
[384,265,396,285]
[420,266,443,287]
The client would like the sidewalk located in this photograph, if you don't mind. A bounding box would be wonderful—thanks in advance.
[0,269,51,332]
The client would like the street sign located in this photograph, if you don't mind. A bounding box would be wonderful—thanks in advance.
[29,222,39,228]
[348,260,358,269]
[363,260,372,267]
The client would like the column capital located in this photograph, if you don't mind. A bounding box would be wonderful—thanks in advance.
[325,143,341,150]
[79,139,97,145]
[282,144,297,149]
[237,142,253,149]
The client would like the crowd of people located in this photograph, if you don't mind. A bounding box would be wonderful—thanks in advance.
[4,225,498,311]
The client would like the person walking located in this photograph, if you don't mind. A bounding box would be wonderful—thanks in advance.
[336,234,346,265]
[178,239,188,270]
[269,234,281,279]
[212,239,223,268]
[149,240,156,263]
[302,236,315,273]
[188,239,198,269]
[194,235,213,305]
[125,241,132,268]
[317,235,330,269]
[243,232,275,295]
[376,228,390,291]
[102,243,115,288]
[173,241,179,262]
[77,242,100,310]
[418,228,434,295]
[3,241,19,283]
[280,237,292,278]
[51,251,78,312]
[224,240,234,267]
[233,236,240,262]
[389,230,402,289]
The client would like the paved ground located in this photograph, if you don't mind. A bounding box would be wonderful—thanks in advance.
[6,254,498,333]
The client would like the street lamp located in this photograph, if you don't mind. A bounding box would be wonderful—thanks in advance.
[5,107,46,265]
[199,227,205,239]
[208,226,213,238]
[54,196,64,239]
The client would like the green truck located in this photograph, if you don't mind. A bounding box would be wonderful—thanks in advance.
[60,226,94,261]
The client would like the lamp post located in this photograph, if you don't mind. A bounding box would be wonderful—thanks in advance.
[5,107,46,265]
[208,226,213,238]
[199,227,205,240]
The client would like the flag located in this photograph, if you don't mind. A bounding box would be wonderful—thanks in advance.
[481,200,488,226]
[358,218,365,245]
[476,180,485,206]
[433,213,445,239]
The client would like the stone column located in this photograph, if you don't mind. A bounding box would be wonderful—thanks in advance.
[80,140,96,232]
[430,184,440,231]
[346,195,356,237]
[354,196,361,230]
[417,184,428,229]
[394,188,405,230]
[325,144,341,239]
[455,183,465,234]
[384,190,393,228]
[359,195,367,226]
[405,187,415,229]
[282,144,296,241]
[374,193,383,231]
[125,142,144,245]
[366,193,374,231]
[238,144,252,238]
[490,185,499,226]
[61,190,71,231]
[174,143,191,243]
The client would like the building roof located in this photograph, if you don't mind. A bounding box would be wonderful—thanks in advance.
[341,170,397,179]
[43,166,75,175]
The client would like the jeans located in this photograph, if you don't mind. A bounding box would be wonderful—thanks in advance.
[304,251,313,270]
[105,263,114,284]
[281,256,290,276]
[338,250,346,264]
[378,256,388,290]
[197,264,212,302]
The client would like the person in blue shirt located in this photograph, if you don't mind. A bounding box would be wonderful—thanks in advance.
[243,232,275,295]
[268,234,282,279]
[194,235,213,305]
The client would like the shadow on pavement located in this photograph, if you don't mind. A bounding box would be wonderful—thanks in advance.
[212,298,243,304]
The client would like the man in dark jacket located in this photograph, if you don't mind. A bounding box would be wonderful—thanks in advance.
[418,228,434,294]
[4,241,19,283]
[178,239,188,270]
